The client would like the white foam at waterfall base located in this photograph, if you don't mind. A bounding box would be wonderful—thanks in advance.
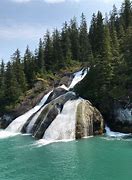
[34,139,74,147]
[4,91,52,135]
[37,99,81,145]
[0,130,19,139]
[105,126,130,138]
[69,68,88,89]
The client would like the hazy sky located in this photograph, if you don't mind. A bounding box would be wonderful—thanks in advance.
[0,0,123,61]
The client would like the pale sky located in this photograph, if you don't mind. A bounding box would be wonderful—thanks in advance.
[0,0,123,61]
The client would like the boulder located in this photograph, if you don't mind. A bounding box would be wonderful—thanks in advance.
[45,87,68,104]
[76,100,104,139]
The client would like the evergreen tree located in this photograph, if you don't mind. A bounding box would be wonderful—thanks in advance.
[0,60,5,107]
[12,49,27,92]
[89,11,104,58]
[89,13,97,55]
[61,22,72,66]
[44,31,53,71]
[37,38,45,73]
[122,27,132,90]
[24,46,35,87]
[79,13,93,64]
[121,0,132,29]
[52,29,64,70]
[110,4,119,31]
[69,17,80,61]
[4,62,21,104]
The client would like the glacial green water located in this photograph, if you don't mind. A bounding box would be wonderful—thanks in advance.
[0,135,132,180]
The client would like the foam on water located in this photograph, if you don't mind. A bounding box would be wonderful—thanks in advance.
[0,130,19,139]
[34,138,74,147]
[105,126,130,138]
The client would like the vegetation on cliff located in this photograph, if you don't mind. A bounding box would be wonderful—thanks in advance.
[75,0,132,116]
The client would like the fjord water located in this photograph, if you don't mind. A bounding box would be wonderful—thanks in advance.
[0,135,132,180]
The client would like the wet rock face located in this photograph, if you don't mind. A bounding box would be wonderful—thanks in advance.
[108,100,132,133]
[45,87,68,105]
[0,115,13,129]
[33,105,59,139]
[76,100,104,139]
[54,73,73,88]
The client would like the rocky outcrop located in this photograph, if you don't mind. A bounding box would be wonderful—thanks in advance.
[76,100,104,139]
[54,73,73,88]
[0,115,13,129]
[106,98,132,133]
[45,86,68,104]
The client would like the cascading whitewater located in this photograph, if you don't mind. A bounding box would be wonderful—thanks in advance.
[43,99,81,141]
[6,91,52,133]
[69,68,88,89]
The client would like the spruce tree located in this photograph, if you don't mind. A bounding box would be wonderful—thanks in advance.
[69,17,80,61]
[4,62,21,104]
[89,12,104,58]
[12,49,27,93]
[0,60,5,108]
[52,29,64,70]
[121,0,132,29]
[79,13,93,64]
[61,22,72,66]
[37,38,45,73]
[44,31,53,71]
[24,46,35,87]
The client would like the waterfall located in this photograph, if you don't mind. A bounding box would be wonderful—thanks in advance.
[105,126,130,138]
[26,104,47,134]
[43,99,81,141]
[68,68,88,89]
[0,68,89,140]
[25,69,88,135]
[5,91,52,133]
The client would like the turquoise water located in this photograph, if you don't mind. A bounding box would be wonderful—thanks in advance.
[0,135,132,180]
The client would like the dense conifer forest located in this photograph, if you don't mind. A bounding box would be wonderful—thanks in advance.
[0,0,132,115]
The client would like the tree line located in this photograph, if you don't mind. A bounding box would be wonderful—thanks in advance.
[0,0,132,114]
